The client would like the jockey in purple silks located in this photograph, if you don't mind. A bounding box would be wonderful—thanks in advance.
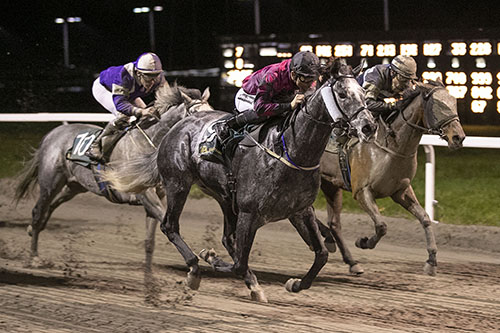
[87,52,168,163]
[214,51,321,142]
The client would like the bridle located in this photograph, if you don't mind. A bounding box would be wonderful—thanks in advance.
[302,75,367,132]
[400,86,458,139]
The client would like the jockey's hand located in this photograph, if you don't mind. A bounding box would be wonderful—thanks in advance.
[291,93,305,110]
[133,106,155,118]
[402,87,419,101]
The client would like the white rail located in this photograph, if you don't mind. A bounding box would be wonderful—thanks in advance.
[2,113,500,222]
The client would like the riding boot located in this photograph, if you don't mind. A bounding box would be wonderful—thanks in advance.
[214,109,260,143]
[86,121,120,163]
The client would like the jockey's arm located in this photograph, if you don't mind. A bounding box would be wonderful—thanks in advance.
[253,75,292,118]
[364,82,395,116]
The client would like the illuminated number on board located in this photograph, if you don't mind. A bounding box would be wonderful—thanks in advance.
[496,72,500,85]
[471,86,493,99]
[469,42,492,56]
[471,100,487,113]
[316,45,332,58]
[376,44,396,57]
[446,86,467,99]
[400,43,418,56]
[471,72,493,85]
[360,44,374,57]
[422,71,442,81]
[450,42,467,56]
[445,72,467,85]
[334,44,353,57]
[423,43,442,56]
[299,45,313,52]
[234,46,244,58]
[497,101,500,114]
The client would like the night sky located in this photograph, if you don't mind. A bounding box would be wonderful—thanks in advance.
[2,0,500,72]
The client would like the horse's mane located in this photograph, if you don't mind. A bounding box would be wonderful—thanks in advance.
[318,57,353,85]
[154,82,202,112]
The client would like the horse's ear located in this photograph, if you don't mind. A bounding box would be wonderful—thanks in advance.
[180,91,193,104]
[352,58,366,78]
[436,77,445,87]
[201,87,210,101]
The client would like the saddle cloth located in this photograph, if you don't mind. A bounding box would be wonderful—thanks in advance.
[65,128,102,167]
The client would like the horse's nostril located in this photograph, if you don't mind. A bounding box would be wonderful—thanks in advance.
[454,135,465,145]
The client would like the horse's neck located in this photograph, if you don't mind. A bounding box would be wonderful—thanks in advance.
[377,96,424,156]
[284,93,332,165]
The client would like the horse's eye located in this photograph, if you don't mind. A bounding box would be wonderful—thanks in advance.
[338,92,347,99]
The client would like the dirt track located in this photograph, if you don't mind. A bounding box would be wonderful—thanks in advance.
[1,178,499,332]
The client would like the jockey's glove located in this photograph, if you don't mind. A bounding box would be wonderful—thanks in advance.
[132,106,155,118]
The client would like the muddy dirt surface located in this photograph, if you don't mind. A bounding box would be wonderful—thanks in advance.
[1,178,499,332]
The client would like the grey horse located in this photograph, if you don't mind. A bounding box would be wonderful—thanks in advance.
[103,58,377,302]
[319,79,466,276]
[14,83,212,269]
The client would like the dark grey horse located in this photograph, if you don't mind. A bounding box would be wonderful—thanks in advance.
[14,83,212,269]
[103,58,377,302]
[319,79,466,276]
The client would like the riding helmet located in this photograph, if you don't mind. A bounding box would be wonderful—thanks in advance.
[290,51,321,78]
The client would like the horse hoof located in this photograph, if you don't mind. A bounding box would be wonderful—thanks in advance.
[199,248,217,263]
[355,237,369,249]
[186,271,201,290]
[325,239,337,253]
[285,278,301,293]
[423,262,437,276]
[349,263,364,275]
[250,289,268,303]
[27,225,33,237]
[30,256,44,268]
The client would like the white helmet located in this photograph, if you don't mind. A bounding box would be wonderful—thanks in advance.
[134,52,163,75]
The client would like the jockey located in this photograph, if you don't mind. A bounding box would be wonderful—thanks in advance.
[87,52,168,162]
[214,51,321,142]
[357,55,419,118]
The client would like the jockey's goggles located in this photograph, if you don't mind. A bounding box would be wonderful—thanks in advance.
[138,71,161,82]
[298,74,316,83]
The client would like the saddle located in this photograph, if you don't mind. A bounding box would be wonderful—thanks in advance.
[198,116,284,164]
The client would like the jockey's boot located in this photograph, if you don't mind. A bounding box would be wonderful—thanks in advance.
[214,109,260,143]
[86,121,119,163]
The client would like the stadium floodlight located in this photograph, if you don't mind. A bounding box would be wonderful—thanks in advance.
[133,6,163,51]
[54,17,82,68]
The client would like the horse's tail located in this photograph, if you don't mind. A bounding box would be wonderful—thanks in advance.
[13,147,40,205]
[101,149,160,194]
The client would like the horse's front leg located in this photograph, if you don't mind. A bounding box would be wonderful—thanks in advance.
[391,185,437,276]
[321,179,364,275]
[287,207,329,293]
[354,187,387,249]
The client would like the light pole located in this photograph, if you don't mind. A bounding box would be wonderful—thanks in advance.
[133,6,163,52]
[55,17,82,68]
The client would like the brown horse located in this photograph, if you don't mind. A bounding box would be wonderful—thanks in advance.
[319,80,465,276]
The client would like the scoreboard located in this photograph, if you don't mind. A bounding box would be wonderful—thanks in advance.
[218,29,500,125]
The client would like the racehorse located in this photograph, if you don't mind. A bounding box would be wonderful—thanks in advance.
[14,83,212,269]
[319,79,466,276]
[103,58,377,302]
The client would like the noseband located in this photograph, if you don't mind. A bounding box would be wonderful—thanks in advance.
[302,75,366,130]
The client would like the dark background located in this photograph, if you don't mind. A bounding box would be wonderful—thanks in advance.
[2,0,500,113]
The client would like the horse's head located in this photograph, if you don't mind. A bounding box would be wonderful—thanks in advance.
[154,83,213,126]
[322,57,377,142]
[416,80,466,150]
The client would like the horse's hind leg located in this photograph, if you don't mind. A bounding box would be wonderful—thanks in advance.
[138,189,165,272]
[354,187,387,249]
[286,207,328,293]
[29,175,74,259]
[321,179,363,275]
[160,177,202,290]
[391,185,437,276]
